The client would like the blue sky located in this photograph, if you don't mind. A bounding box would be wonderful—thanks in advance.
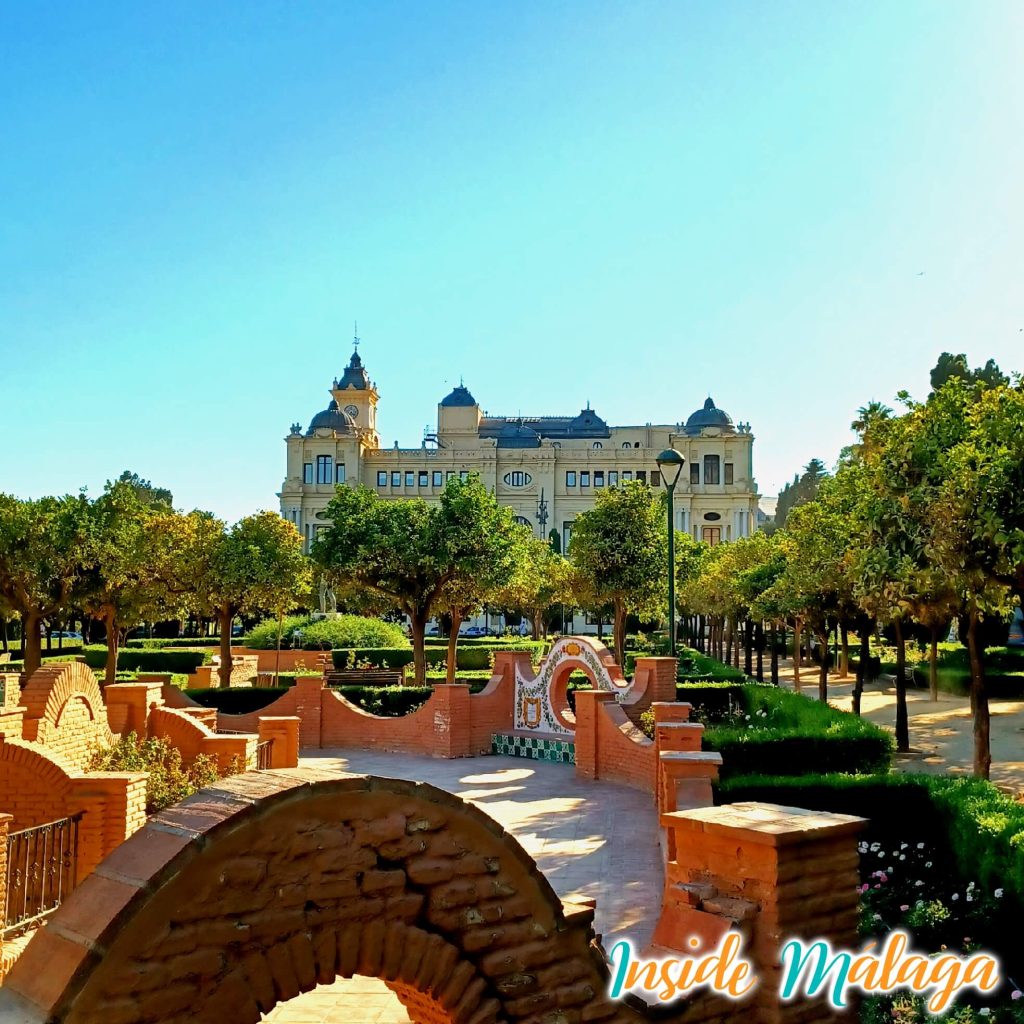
[2,1,1022,522]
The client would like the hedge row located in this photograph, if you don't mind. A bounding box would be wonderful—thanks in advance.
[185,682,489,717]
[84,646,210,673]
[669,682,893,778]
[125,638,221,649]
[331,642,545,672]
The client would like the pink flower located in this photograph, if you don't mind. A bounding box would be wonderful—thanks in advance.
[1011,990,1022,1000]
[899,904,909,912]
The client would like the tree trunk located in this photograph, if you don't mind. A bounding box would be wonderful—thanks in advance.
[893,619,910,753]
[613,600,626,670]
[853,626,869,717]
[724,618,733,666]
[817,631,828,702]
[755,622,764,681]
[929,628,939,702]
[275,610,284,686]
[839,622,850,679]
[0,616,7,653]
[770,625,779,685]
[966,608,991,780]
[446,612,464,684]
[103,608,119,689]
[218,605,234,688]
[410,609,428,687]
[744,619,753,677]
[792,624,801,687]
[23,611,43,675]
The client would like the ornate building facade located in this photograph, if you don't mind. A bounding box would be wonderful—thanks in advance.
[279,346,760,554]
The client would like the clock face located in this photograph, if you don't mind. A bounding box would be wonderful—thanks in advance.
[344,405,359,419]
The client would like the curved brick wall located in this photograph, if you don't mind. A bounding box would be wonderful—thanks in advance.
[4,768,652,1024]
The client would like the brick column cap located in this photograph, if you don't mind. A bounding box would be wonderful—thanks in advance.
[656,723,704,733]
[256,716,301,723]
[663,801,866,848]
[0,812,12,827]
[573,689,616,702]
[660,750,721,763]
[634,657,679,664]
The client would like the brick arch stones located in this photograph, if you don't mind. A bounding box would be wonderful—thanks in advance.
[3,767,658,1024]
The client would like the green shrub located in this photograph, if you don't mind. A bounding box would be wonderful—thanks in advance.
[86,732,225,813]
[186,688,290,714]
[243,614,409,651]
[911,644,1024,698]
[674,647,748,683]
[83,646,209,673]
[330,643,543,672]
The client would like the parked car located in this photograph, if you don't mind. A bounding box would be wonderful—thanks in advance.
[461,625,491,638]
[40,629,83,641]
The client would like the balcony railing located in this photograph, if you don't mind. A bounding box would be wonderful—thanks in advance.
[3,813,81,938]
[255,740,273,770]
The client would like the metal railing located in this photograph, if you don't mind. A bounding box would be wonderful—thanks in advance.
[3,813,81,937]
[255,740,273,770]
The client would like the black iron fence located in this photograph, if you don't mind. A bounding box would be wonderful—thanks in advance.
[255,739,273,770]
[3,813,81,937]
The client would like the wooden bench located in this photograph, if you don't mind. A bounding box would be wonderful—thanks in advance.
[326,670,406,688]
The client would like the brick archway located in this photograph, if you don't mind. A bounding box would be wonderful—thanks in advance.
[4,768,644,1024]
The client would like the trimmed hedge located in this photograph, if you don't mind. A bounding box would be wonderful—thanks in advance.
[126,638,221,649]
[84,646,209,673]
[674,682,893,778]
[185,688,288,714]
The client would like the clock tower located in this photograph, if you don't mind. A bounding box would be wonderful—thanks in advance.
[330,340,380,447]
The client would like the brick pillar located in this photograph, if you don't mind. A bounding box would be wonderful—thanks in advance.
[633,657,679,703]
[291,676,325,749]
[572,690,615,781]
[71,773,148,880]
[258,716,300,768]
[429,684,474,758]
[661,801,865,1023]
[103,682,165,737]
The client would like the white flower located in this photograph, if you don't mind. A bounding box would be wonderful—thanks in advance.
[968,882,975,890]
[952,894,959,901]
[925,862,932,868]
[900,855,906,861]
[966,894,974,903]
[995,888,1004,898]
[901,843,908,850]
[870,843,880,852]
[915,880,924,887]
[979,1009,990,1017]
[916,842,925,849]
[879,851,886,858]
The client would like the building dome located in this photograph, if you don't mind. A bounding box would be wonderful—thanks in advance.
[496,420,541,448]
[440,384,477,407]
[307,399,356,436]
[684,397,735,435]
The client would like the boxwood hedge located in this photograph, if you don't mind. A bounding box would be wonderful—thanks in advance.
[84,646,210,673]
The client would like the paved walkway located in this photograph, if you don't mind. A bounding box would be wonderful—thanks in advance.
[264,749,662,1022]
[775,658,1024,794]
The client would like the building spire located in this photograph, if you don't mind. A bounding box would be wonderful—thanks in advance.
[353,321,360,352]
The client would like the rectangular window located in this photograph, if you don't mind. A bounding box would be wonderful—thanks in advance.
[622,470,633,481]
[405,471,415,487]
[566,471,577,487]
[391,471,401,487]
[303,463,313,485]
[690,463,700,485]
[432,470,443,487]
[594,471,605,487]
[315,455,332,484]
[336,464,346,484]
[636,470,647,484]
[377,471,388,487]
[446,470,455,481]
[608,471,618,486]
[563,521,573,553]
[459,470,469,480]
[724,463,734,484]
[418,470,429,487]
[651,471,661,487]
[580,471,591,487]
[704,454,720,485]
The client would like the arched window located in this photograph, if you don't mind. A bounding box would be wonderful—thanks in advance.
[704,454,721,485]
[592,442,603,449]
[514,515,532,528]
[634,442,641,449]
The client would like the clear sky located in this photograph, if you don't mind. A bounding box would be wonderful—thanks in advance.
[2,1,1022,522]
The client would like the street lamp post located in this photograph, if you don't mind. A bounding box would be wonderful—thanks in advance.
[656,448,686,659]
